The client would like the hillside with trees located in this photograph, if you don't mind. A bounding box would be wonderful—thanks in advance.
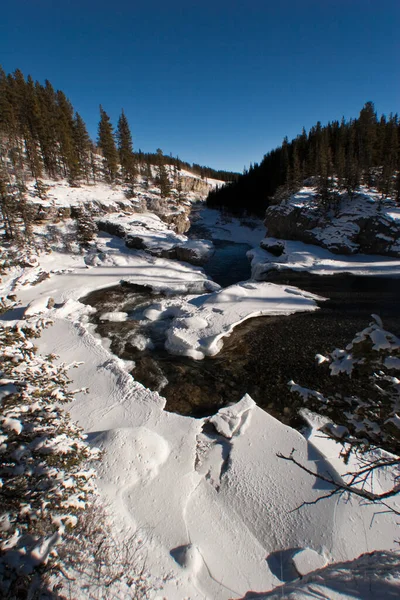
[207,102,400,216]
[0,67,238,269]
[0,67,236,186]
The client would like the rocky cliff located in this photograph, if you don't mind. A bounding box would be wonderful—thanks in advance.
[264,187,400,257]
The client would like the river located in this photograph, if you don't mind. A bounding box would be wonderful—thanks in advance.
[81,209,400,427]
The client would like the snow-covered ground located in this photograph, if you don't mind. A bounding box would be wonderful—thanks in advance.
[96,211,215,262]
[1,186,400,598]
[250,239,400,279]
[193,207,266,246]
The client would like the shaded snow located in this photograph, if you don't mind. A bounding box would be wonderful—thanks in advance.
[250,240,400,279]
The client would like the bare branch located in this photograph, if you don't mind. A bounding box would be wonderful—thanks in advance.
[277,450,400,505]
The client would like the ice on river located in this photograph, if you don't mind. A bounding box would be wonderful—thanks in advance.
[143,280,324,359]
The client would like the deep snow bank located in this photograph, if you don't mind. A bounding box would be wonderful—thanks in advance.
[29,314,400,598]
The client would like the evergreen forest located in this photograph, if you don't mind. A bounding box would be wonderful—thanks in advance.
[207,102,400,216]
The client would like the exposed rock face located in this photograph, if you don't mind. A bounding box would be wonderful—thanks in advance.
[32,199,137,223]
[125,235,147,250]
[259,239,285,256]
[180,176,213,196]
[160,207,190,234]
[264,189,400,257]
[97,215,214,266]
[174,240,214,265]
[97,219,127,238]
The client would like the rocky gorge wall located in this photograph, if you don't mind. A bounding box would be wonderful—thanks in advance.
[264,189,400,257]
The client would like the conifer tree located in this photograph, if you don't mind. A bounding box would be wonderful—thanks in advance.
[144,156,152,187]
[0,323,98,597]
[280,136,290,183]
[56,90,79,183]
[13,71,43,180]
[35,80,59,178]
[334,119,347,190]
[0,167,34,246]
[345,123,360,197]
[156,148,171,198]
[97,106,119,183]
[378,115,398,198]
[290,142,302,191]
[0,169,15,240]
[74,206,98,248]
[73,112,91,183]
[357,101,377,185]
[116,109,136,190]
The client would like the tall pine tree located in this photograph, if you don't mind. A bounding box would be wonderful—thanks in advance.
[156,148,171,198]
[97,106,119,183]
[73,112,91,183]
[116,109,136,190]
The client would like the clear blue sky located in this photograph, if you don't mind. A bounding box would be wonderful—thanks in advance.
[1,0,399,172]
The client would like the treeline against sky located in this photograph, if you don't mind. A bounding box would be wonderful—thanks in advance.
[0,67,236,186]
[207,102,400,216]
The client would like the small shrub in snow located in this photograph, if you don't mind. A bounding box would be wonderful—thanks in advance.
[282,316,400,513]
[0,323,98,598]
[74,207,98,249]
[290,315,400,455]
[58,503,157,599]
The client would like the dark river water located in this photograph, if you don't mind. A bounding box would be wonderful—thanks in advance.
[196,238,251,287]
[81,214,400,427]
[187,215,252,287]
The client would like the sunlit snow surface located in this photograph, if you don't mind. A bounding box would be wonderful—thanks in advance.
[250,240,400,278]
[1,185,399,598]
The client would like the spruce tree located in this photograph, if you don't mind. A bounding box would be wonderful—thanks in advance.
[89,143,98,183]
[156,148,171,198]
[116,109,136,190]
[56,90,79,183]
[73,112,91,183]
[97,106,119,183]
[378,115,398,198]
[290,142,302,191]
[344,122,360,197]
[13,71,43,180]
[357,101,377,185]
[75,206,98,248]
[334,118,347,190]
[36,80,59,178]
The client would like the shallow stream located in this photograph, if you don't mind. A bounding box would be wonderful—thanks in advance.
[81,216,400,426]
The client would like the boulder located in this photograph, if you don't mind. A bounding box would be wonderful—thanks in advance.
[260,239,285,256]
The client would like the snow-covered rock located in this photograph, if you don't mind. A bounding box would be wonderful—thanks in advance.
[97,212,214,265]
[264,186,400,257]
[292,547,328,576]
[249,239,400,279]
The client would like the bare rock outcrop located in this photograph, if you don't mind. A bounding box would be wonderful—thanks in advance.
[264,190,400,257]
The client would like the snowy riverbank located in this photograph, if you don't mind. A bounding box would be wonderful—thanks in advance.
[1,189,399,598]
